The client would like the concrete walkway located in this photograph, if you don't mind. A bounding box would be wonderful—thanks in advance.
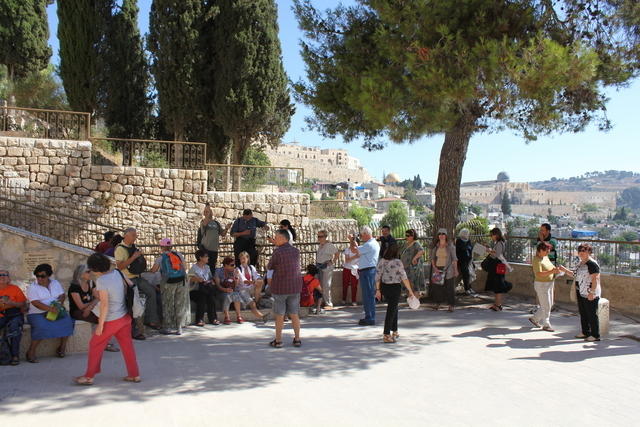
[3,300,639,427]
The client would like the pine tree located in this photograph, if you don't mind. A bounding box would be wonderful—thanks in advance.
[293,0,640,237]
[212,0,294,189]
[103,0,151,138]
[501,192,512,217]
[57,0,111,114]
[148,0,202,141]
[0,0,51,81]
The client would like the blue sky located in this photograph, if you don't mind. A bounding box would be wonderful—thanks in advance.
[46,1,640,184]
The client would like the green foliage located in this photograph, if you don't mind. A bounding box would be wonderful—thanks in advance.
[0,64,67,110]
[597,226,614,239]
[501,192,512,216]
[469,204,483,216]
[293,0,639,238]
[613,207,628,221]
[212,0,294,165]
[103,0,152,139]
[241,146,271,191]
[618,231,639,242]
[349,203,375,227]
[148,0,202,141]
[381,201,409,236]
[137,149,169,168]
[584,217,597,224]
[57,0,109,114]
[0,0,51,80]
[581,203,599,212]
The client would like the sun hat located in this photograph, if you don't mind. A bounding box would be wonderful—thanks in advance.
[159,238,172,247]
[407,295,420,310]
[437,228,448,235]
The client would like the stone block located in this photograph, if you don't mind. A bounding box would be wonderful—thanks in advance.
[135,168,146,176]
[124,167,135,176]
[29,164,40,173]
[90,173,104,180]
[114,194,126,202]
[53,165,65,175]
[126,195,136,204]
[161,189,173,197]
[4,157,18,166]
[110,183,123,193]
[69,177,82,187]
[112,166,124,174]
[48,175,57,186]
[45,149,57,156]
[82,179,98,190]
[66,165,81,177]
[145,198,163,208]
[117,175,128,185]
[100,166,113,174]
[36,172,48,183]
[31,148,43,156]
[178,170,186,179]
[165,180,174,190]
[7,147,23,156]
[90,191,103,199]
[160,169,170,178]
[98,181,111,192]
[184,180,193,193]
[152,187,161,196]
[129,176,144,186]
[76,187,90,196]
[78,141,92,150]
[123,185,134,195]
[162,202,174,209]
[59,157,68,165]
[40,165,53,174]
[133,186,144,196]
[57,176,69,187]
[80,167,91,178]
[169,169,178,179]
[184,170,193,179]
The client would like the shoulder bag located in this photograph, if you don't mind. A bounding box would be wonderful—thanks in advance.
[116,270,145,318]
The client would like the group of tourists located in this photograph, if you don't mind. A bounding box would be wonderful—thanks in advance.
[0,208,604,381]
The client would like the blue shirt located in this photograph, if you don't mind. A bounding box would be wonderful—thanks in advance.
[358,238,380,269]
[231,217,266,240]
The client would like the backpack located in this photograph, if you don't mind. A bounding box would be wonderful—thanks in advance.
[300,275,313,302]
[161,251,186,283]
[118,244,147,275]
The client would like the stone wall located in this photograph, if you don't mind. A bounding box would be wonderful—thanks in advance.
[0,136,312,246]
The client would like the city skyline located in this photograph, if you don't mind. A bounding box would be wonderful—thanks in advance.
[44,1,640,185]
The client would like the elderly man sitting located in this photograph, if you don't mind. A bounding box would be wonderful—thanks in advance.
[0,270,28,366]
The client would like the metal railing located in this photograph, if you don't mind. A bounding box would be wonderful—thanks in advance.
[205,163,305,192]
[90,137,207,169]
[1,106,90,140]
[504,236,640,276]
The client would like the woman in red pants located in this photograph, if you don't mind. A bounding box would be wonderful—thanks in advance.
[74,253,140,385]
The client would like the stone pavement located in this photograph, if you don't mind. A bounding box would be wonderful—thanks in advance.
[2,299,639,427]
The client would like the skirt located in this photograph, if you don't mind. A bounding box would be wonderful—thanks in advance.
[27,313,75,340]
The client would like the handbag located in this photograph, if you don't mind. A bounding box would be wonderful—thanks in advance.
[431,268,445,286]
[117,270,145,319]
[480,256,493,272]
[496,262,507,275]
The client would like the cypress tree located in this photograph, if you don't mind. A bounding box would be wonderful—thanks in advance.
[0,0,51,81]
[57,0,111,114]
[103,0,152,138]
[148,0,201,141]
[212,0,294,189]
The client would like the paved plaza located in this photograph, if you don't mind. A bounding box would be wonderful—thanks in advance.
[3,298,640,427]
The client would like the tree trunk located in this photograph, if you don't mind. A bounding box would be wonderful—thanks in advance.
[231,137,248,192]
[433,114,476,240]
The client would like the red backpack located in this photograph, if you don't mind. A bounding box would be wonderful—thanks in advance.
[300,275,313,301]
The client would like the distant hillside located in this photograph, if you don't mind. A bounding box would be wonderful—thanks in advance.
[531,170,640,192]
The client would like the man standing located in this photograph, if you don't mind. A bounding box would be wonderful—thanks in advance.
[231,209,269,266]
[197,203,231,272]
[114,228,158,339]
[537,223,559,265]
[350,226,380,326]
[267,229,303,348]
[378,225,396,258]
[315,230,340,308]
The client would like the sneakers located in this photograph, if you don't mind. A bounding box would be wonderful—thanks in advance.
[318,308,326,314]
[585,336,601,342]
[358,319,375,326]
[528,317,541,328]
[351,302,357,306]
[574,333,588,339]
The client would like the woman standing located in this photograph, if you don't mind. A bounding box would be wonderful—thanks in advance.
[429,229,459,312]
[529,242,559,331]
[558,243,602,342]
[26,264,75,363]
[400,229,426,297]
[68,264,119,352]
[188,249,219,326]
[374,243,416,343]
[151,238,189,336]
[455,228,476,295]
[484,227,509,311]
[74,253,140,385]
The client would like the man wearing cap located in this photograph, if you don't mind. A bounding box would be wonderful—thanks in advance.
[349,226,380,326]
[151,238,188,335]
[231,209,269,266]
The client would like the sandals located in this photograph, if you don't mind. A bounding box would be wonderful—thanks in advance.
[74,376,94,386]
[10,357,19,366]
[269,339,283,348]
[105,344,120,352]
[293,338,302,347]
[392,331,400,339]
[210,320,221,326]
[56,349,66,358]
[123,376,142,383]
[237,316,245,324]
[447,306,454,312]
[489,305,503,311]
[432,304,440,311]
[195,321,205,327]
[223,317,232,325]
[383,334,396,343]
[26,353,39,363]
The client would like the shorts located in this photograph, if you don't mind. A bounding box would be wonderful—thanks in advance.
[273,293,300,316]
[223,290,254,309]
[313,289,323,300]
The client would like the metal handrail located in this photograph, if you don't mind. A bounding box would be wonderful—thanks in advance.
[91,137,207,147]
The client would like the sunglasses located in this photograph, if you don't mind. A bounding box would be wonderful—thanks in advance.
[227,263,235,266]
[578,249,588,253]
[35,274,48,278]
[0,273,9,277]
[317,235,326,238]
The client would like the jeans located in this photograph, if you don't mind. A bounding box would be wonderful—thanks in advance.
[342,268,358,302]
[532,281,554,327]
[84,315,139,379]
[0,315,23,357]
[577,293,600,338]
[359,268,377,323]
[381,283,401,335]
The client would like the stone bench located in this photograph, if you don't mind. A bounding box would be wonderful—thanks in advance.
[17,319,94,359]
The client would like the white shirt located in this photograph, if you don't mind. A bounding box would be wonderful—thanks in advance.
[342,247,359,270]
[27,279,65,314]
